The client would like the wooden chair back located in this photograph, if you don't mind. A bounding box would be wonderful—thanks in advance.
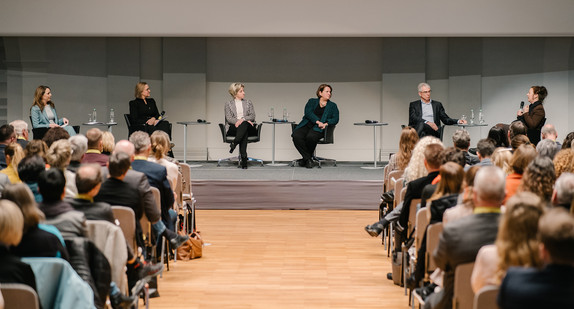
[453,262,475,309]
[111,206,137,252]
[415,207,430,252]
[0,283,40,309]
[473,286,500,309]
[425,222,443,274]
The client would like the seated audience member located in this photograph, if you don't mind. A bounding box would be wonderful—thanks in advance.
[1,143,25,184]
[149,130,179,192]
[96,144,188,249]
[504,144,537,204]
[443,165,480,224]
[491,147,513,175]
[82,128,109,166]
[474,138,495,166]
[42,126,70,148]
[407,161,464,289]
[553,149,574,178]
[101,131,115,156]
[38,168,87,238]
[129,131,176,231]
[0,200,38,293]
[497,207,574,309]
[519,156,556,204]
[551,173,574,211]
[9,120,30,149]
[365,138,443,236]
[423,166,503,309]
[0,124,16,169]
[536,138,559,160]
[488,125,509,148]
[561,131,574,149]
[46,139,77,198]
[25,139,49,163]
[418,147,465,211]
[17,155,46,202]
[471,192,545,293]
[385,126,418,178]
[541,123,561,148]
[510,134,530,152]
[452,129,479,166]
[67,163,114,223]
[4,184,69,260]
[508,120,527,145]
[68,134,88,173]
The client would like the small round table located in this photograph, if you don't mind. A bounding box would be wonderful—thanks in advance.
[263,120,295,166]
[81,122,118,133]
[353,122,389,169]
[176,121,211,166]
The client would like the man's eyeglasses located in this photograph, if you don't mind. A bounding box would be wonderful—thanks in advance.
[420,90,431,94]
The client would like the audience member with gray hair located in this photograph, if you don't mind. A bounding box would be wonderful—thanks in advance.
[424,166,503,309]
[551,172,574,211]
[452,129,479,166]
[536,138,559,160]
[9,120,29,149]
[541,123,561,148]
[68,134,88,173]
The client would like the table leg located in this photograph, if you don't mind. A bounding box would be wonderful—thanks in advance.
[183,124,187,163]
[361,125,384,169]
[267,123,287,166]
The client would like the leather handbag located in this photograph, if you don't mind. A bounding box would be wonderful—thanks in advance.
[176,232,204,260]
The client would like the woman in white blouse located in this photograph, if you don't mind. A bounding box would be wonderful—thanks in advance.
[224,83,257,169]
[30,85,76,136]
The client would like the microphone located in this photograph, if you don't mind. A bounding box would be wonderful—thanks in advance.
[520,101,524,109]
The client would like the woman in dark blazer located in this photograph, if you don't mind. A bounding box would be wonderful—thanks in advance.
[517,85,547,145]
[30,85,76,136]
[129,82,172,138]
[225,83,257,169]
[292,84,339,168]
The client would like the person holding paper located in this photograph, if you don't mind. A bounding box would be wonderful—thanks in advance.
[129,82,172,138]
[30,85,76,136]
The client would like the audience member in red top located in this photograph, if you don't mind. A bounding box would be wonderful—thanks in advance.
[504,144,536,204]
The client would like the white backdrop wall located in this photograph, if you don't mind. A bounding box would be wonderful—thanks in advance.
[2,37,573,162]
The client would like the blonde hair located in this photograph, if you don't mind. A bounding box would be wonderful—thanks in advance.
[396,127,419,170]
[0,200,24,246]
[101,131,115,154]
[46,139,72,170]
[135,82,148,98]
[228,83,245,98]
[150,130,170,160]
[404,136,443,183]
[5,143,25,177]
[492,147,513,175]
[429,162,464,202]
[553,149,574,179]
[495,191,545,283]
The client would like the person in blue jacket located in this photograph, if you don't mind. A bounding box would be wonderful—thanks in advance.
[292,84,339,168]
[30,85,76,136]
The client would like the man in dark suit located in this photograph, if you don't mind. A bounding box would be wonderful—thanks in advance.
[423,166,503,309]
[82,128,109,166]
[365,142,444,236]
[497,207,574,309]
[408,83,465,138]
[129,131,176,231]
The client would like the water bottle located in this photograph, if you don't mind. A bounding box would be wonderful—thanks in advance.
[479,108,484,124]
[470,109,475,125]
[109,108,115,123]
[268,107,274,121]
[283,108,287,121]
[92,108,97,122]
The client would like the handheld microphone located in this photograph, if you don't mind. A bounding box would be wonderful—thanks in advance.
[159,111,165,120]
[520,101,524,109]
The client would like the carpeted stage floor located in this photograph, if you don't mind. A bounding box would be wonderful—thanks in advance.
[186,161,387,210]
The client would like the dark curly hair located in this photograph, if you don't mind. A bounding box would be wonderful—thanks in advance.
[520,156,556,202]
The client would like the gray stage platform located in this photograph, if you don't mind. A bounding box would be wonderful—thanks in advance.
[186,161,386,210]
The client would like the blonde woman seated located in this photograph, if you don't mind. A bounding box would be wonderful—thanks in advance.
[45,139,77,198]
[1,143,25,184]
[471,191,545,293]
[491,147,513,175]
[101,131,115,156]
[149,130,179,193]
[225,83,257,169]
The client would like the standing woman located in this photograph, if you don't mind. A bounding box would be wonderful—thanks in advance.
[225,83,257,169]
[292,84,339,168]
[129,82,172,137]
[517,86,547,145]
[30,86,76,136]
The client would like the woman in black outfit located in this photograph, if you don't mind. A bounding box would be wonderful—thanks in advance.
[224,83,257,169]
[129,82,172,138]
[516,85,547,145]
[292,84,339,168]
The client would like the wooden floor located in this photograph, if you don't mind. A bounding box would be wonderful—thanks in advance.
[147,210,410,309]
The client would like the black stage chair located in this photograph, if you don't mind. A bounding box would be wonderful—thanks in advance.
[290,123,337,168]
[29,116,79,139]
[217,123,264,167]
